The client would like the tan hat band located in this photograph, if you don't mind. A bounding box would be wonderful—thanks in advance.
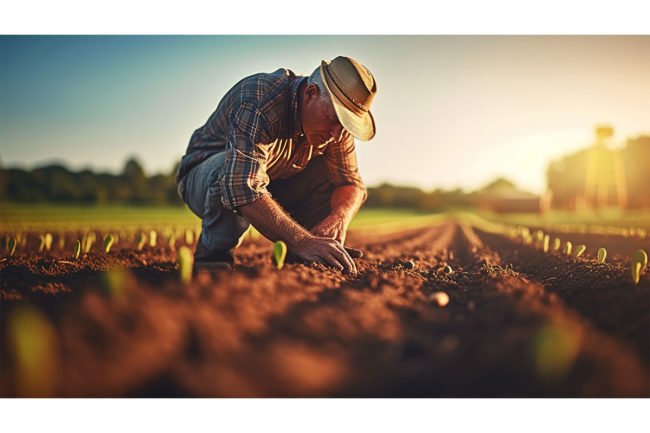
[324,64,367,116]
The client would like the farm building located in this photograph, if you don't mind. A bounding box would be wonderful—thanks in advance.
[546,127,649,210]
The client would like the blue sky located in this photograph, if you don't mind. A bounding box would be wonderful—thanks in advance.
[1,35,649,193]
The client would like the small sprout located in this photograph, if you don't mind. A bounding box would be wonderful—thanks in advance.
[630,249,648,285]
[552,238,561,250]
[185,229,194,245]
[543,235,550,253]
[149,230,157,248]
[168,233,176,251]
[574,245,586,257]
[535,230,544,243]
[74,240,81,260]
[429,291,450,307]
[8,238,17,257]
[84,232,96,253]
[137,233,146,251]
[248,227,261,240]
[441,265,453,274]
[272,241,288,270]
[44,233,53,252]
[564,241,572,256]
[597,248,607,263]
[177,246,193,283]
[403,260,415,269]
[103,234,114,254]
[38,235,46,253]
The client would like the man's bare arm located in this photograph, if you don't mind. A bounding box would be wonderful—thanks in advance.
[238,195,357,274]
[311,185,367,245]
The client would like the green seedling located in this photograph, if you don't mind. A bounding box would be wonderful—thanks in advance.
[74,240,81,260]
[272,241,288,270]
[149,230,157,248]
[535,230,544,243]
[564,241,572,256]
[403,260,415,269]
[177,246,193,283]
[8,238,17,257]
[44,233,53,252]
[84,235,94,253]
[630,249,648,285]
[38,235,46,253]
[574,245,586,257]
[552,238,561,250]
[543,235,550,253]
[444,265,453,274]
[103,234,114,254]
[137,233,146,251]
[597,248,607,263]
[168,233,176,251]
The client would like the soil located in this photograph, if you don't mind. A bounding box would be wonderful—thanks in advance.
[1,220,649,397]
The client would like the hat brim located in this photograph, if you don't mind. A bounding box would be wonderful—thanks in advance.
[320,61,376,141]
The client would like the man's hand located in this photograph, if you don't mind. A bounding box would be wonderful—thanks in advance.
[311,212,348,245]
[293,235,357,275]
[238,195,358,275]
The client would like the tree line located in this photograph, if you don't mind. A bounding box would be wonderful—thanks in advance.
[0,157,499,210]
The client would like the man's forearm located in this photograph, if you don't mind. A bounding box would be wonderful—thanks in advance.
[329,184,367,226]
[238,195,312,250]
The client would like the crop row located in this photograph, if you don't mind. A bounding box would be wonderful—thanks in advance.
[466,214,649,285]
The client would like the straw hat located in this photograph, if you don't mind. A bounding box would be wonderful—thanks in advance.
[320,56,377,141]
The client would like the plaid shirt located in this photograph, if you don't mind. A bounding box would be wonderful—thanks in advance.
[177,68,365,212]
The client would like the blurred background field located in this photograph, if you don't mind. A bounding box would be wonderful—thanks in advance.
[1,202,648,235]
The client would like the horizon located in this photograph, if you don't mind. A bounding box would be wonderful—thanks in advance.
[1,35,649,195]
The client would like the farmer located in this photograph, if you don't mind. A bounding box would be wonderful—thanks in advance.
[176,56,377,275]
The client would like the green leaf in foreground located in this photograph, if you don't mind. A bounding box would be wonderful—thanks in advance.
[177,246,193,283]
[630,249,648,285]
[272,241,288,270]
[597,248,607,263]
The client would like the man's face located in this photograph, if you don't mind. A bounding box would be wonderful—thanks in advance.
[301,84,345,147]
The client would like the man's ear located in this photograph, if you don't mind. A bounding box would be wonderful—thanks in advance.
[304,83,320,102]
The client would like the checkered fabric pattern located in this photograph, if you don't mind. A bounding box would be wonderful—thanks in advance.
[177,68,365,211]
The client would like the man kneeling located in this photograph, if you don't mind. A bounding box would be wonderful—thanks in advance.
[175,56,378,275]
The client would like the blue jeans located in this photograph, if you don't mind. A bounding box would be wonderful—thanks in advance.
[177,151,333,255]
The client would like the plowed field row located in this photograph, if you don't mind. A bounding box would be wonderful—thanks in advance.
[1,221,648,397]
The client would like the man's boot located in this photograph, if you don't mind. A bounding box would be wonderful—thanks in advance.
[193,234,234,274]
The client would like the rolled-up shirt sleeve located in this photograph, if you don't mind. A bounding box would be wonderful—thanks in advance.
[220,102,272,212]
[324,132,366,190]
